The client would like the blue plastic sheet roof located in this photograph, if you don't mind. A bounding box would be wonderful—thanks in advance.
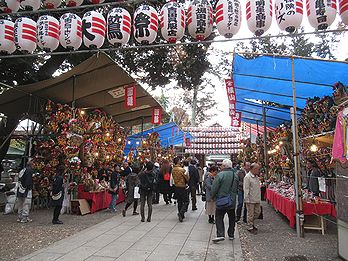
[233,54,348,127]
[124,122,193,155]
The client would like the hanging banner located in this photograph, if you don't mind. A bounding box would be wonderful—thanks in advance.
[152,107,162,124]
[185,137,191,147]
[231,112,241,127]
[225,79,236,103]
[125,84,136,108]
[229,103,236,116]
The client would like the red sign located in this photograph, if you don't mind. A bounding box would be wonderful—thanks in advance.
[125,84,136,108]
[185,137,191,147]
[231,112,242,127]
[152,107,162,124]
[229,103,236,116]
[225,79,236,103]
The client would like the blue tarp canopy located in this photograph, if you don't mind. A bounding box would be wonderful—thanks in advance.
[233,54,348,127]
[124,122,193,155]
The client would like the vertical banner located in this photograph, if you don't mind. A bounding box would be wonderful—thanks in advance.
[231,112,242,127]
[225,79,236,102]
[229,103,236,116]
[185,137,191,147]
[152,107,162,124]
[125,84,136,108]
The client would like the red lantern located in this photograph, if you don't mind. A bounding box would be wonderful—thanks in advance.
[65,0,83,7]
[275,0,303,32]
[87,0,104,4]
[0,20,15,54]
[246,0,272,36]
[20,0,40,10]
[37,15,60,52]
[187,0,213,40]
[60,13,82,50]
[215,0,241,38]
[340,0,348,24]
[107,7,131,45]
[42,0,61,8]
[82,11,106,49]
[133,4,158,44]
[160,2,185,43]
[306,0,336,30]
[0,0,20,12]
[14,17,37,53]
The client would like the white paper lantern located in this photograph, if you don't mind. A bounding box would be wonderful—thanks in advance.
[275,0,303,32]
[65,0,83,7]
[339,0,348,24]
[187,0,213,40]
[246,0,272,36]
[0,20,15,54]
[37,15,59,51]
[0,0,20,12]
[306,0,336,29]
[14,17,37,53]
[215,0,241,38]
[107,7,131,45]
[160,2,185,43]
[133,4,158,44]
[60,13,82,50]
[82,11,106,49]
[42,0,61,9]
[20,0,40,10]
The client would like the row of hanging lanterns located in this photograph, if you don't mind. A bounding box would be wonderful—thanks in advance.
[185,148,242,155]
[189,143,241,148]
[0,0,345,54]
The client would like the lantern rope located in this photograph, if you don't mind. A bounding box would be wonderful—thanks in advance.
[0,28,347,59]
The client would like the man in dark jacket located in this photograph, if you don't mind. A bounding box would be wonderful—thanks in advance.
[188,160,200,211]
[121,161,132,178]
[139,161,155,222]
[306,159,321,196]
[17,160,34,223]
[108,165,121,213]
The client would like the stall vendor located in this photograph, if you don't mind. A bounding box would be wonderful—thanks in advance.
[306,159,321,197]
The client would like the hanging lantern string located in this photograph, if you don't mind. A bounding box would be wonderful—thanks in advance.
[0,28,347,59]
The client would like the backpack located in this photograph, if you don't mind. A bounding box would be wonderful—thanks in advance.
[140,171,155,191]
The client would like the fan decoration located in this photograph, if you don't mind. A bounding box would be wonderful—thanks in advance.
[136,132,162,163]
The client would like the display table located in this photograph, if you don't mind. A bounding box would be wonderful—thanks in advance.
[266,188,336,230]
[78,185,125,213]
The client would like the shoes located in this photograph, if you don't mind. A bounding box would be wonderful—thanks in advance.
[17,218,21,222]
[229,236,235,240]
[235,218,240,223]
[211,219,215,224]
[247,228,257,235]
[133,212,139,215]
[212,237,225,243]
[178,213,183,222]
[122,210,126,217]
[253,226,258,231]
[20,219,28,223]
[165,202,169,205]
[141,218,145,222]
[192,207,198,211]
[52,220,63,225]
[26,218,33,223]
[147,218,151,222]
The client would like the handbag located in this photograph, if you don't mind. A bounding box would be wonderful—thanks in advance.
[133,186,140,199]
[215,172,235,210]
[51,191,62,201]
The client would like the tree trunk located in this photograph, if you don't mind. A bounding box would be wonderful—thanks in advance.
[191,86,198,127]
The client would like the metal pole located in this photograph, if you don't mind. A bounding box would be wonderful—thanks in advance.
[291,56,304,238]
[249,123,252,140]
[262,103,269,178]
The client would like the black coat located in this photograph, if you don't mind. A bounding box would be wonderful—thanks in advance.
[188,165,199,187]
[17,167,34,198]
[109,171,120,195]
[51,175,64,206]
[139,170,155,193]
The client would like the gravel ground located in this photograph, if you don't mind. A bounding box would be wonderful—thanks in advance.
[238,201,340,261]
[0,204,124,261]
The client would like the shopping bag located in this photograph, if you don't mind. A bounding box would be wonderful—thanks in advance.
[133,186,140,199]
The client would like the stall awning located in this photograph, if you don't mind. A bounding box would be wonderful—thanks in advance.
[124,122,193,155]
[0,52,168,127]
[233,54,348,127]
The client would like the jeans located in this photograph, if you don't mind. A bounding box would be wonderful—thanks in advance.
[17,196,31,221]
[236,191,244,220]
[215,207,235,238]
[109,193,118,212]
[190,186,197,209]
[246,203,261,230]
[53,205,62,222]
[175,187,189,216]
[140,191,153,221]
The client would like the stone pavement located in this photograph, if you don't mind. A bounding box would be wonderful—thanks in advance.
[20,199,243,261]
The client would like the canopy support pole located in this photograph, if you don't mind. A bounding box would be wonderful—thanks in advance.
[256,120,259,134]
[249,123,252,140]
[262,103,269,179]
[290,57,304,238]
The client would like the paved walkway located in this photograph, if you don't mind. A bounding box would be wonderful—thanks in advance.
[20,199,243,261]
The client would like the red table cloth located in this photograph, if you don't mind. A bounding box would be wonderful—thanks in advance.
[266,188,336,228]
[78,185,125,213]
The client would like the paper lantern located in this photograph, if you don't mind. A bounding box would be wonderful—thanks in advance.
[339,0,348,24]
[0,20,16,54]
[215,0,241,38]
[82,11,106,49]
[60,13,82,50]
[160,2,185,43]
[187,0,213,40]
[246,0,272,36]
[65,0,83,7]
[0,0,20,12]
[14,17,37,53]
[306,0,336,29]
[133,4,158,44]
[20,0,40,10]
[107,7,131,45]
[87,0,104,4]
[42,0,61,8]
[37,15,60,51]
[275,0,303,32]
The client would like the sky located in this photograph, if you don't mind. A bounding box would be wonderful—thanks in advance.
[148,0,348,128]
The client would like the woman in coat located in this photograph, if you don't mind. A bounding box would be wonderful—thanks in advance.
[51,165,65,224]
[122,163,140,217]
[158,160,172,204]
[204,165,218,224]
